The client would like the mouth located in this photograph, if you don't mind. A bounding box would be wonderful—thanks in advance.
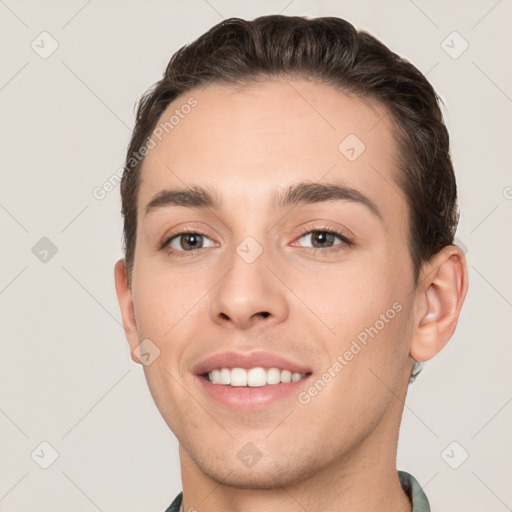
[192,350,313,409]
[202,367,312,387]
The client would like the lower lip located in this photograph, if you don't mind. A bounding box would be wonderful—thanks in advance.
[195,374,312,410]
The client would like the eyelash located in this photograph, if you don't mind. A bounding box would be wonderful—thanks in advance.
[160,226,354,258]
[293,226,354,254]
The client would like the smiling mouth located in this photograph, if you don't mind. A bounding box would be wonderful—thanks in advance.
[202,367,312,387]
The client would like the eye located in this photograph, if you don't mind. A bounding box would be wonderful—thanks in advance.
[294,229,353,250]
[164,231,215,253]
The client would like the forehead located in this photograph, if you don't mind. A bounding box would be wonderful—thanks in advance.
[137,79,405,224]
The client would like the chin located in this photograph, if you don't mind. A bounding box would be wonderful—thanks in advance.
[192,450,320,490]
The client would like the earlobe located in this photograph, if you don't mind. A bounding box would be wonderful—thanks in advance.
[410,246,469,362]
[114,259,141,365]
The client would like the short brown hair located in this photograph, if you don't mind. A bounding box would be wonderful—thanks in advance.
[120,15,459,308]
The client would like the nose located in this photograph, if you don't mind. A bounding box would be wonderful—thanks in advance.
[209,242,289,330]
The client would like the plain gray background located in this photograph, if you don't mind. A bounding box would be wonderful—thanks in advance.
[1,0,511,510]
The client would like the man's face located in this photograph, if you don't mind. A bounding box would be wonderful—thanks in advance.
[127,80,417,487]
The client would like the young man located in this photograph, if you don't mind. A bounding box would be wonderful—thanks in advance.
[114,15,468,512]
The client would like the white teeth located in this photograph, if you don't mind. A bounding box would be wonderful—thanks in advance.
[266,367,281,385]
[280,370,292,383]
[219,368,231,385]
[230,368,247,387]
[207,367,307,386]
[247,367,267,387]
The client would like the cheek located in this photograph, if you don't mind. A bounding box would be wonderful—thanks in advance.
[304,299,412,432]
[288,257,395,327]
[295,257,411,370]
[132,260,204,335]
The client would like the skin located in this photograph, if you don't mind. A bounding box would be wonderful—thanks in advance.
[114,79,468,512]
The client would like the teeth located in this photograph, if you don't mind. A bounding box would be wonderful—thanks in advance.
[247,367,267,387]
[231,368,247,386]
[219,368,231,385]
[281,370,292,383]
[207,367,307,386]
[266,367,281,385]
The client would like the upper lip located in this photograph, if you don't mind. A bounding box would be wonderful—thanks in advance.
[192,351,313,375]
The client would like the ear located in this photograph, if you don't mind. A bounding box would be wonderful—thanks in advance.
[409,245,469,362]
[114,258,141,365]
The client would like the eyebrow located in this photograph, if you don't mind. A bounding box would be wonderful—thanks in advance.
[144,181,382,220]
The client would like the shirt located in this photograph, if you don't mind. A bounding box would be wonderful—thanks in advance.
[164,470,430,511]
